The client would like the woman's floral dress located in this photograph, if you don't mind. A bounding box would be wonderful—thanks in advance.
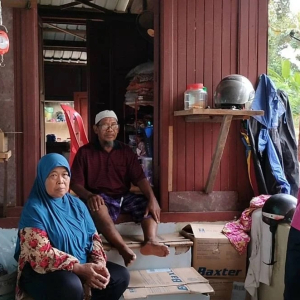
[16,227,107,300]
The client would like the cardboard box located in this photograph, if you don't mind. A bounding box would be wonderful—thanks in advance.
[209,279,247,300]
[0,131,8,153]
[181,224,247,279]
[209,279,233,300]
[123,267,214,299]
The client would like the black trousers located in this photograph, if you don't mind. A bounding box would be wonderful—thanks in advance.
[20,261,130,300]
[284,226,300,300]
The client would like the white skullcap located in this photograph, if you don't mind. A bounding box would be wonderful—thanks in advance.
[95,110,118,125]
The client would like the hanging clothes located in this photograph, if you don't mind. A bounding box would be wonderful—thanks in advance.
[244,208,273,300]
[276,89,299,197]
[250,74,299,197]
[222,195,270,255]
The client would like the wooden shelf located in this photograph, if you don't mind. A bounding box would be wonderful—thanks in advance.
[174,108,264,122]
[174,108,264,194]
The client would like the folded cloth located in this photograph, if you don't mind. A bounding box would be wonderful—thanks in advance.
[222,194,271,255]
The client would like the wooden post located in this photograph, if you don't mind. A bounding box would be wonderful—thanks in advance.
[204,115,233,193]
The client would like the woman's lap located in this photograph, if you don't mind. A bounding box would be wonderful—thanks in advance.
[20,261,129,300]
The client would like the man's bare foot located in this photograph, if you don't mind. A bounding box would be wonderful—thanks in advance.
[140,241,170,257]
[118,245,136,267]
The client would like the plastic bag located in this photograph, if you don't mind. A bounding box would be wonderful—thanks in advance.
[0,229,18,297]
[126,61,154,78]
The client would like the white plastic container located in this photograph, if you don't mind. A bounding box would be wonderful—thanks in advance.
[184,83,207,110]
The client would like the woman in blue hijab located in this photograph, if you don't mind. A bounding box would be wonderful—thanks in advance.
[14,153,129,300]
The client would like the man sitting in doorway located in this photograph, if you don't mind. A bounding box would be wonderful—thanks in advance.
[70,110,170,267]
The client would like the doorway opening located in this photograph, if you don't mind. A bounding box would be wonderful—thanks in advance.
[38,0,158,191]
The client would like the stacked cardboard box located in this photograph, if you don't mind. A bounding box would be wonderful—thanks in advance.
[123,267,214,299]
[181,223,248,300]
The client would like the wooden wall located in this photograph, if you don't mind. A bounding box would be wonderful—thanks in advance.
[159,0,268,213]
[44,64,87,101]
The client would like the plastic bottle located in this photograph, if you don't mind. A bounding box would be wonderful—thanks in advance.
[184,83,207,110]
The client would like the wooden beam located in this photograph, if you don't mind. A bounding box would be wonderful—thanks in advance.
[2,0,37,9]
[43,27,86,36]
[205,115,233,193]
[43,40,86,51]
[38,5,136,25]
[13,6,40,207]
[75,0,113,14]
[59,0,92,10]
[0,209,240,228]
[169,191,240,212]
[160,211,240,223]
[44,23,86,41]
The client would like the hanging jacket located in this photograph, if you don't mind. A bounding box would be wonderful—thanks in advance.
[250,74,299,197]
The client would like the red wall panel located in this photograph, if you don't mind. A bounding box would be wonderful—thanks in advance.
[159,0,268,211]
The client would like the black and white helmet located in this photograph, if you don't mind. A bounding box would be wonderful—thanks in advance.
[262,193,297,265]
[262,193,297,226]
[214,74,255,109]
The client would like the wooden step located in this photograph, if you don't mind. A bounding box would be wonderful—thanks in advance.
[0,217,19,228]
[0,207,239,229]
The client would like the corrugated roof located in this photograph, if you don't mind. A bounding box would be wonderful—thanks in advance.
[39,0,145,63]
[38,0,130,13]
[43,24,86,42]
[43,23,87,64]
[43,49,87,63]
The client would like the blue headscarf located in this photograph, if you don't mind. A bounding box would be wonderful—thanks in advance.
[14,153,96,264]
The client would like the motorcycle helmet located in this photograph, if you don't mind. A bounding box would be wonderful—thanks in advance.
[262,193,297,265]
[214,74,255,109]
[262,193,297,226]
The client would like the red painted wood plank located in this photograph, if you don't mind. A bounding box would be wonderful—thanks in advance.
[14,6,40,205]
[212,0,223,191]
[248,0,258,84]
[227,122,238,190]
[257,0,268,76]
[153,0,160,191]
[171,0,178,193]
[185,0,196,191]
[202,0,214,191]
[159,0,173,210]
[227,1,240,192]
[194,0,206,190]
[176,0,187,191]
[230,0,238,73]
[238,0,249,76]
[219,0,233,191]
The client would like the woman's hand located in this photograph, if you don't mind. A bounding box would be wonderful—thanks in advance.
[87,194,105,211]
[73,262,110,289]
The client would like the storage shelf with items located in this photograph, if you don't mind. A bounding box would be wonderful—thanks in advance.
[124,62,154,186]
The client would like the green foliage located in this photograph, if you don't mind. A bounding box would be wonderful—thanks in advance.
[268,0,300,117]
[268,59,300,115]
